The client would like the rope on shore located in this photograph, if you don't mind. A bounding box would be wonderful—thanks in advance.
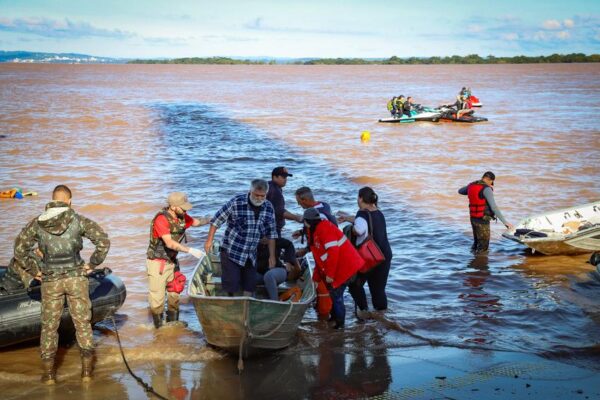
[110,316,169,400]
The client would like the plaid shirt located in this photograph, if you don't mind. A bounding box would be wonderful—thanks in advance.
[211,193,277,267]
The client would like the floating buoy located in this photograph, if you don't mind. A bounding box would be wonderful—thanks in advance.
[360,130,371,143]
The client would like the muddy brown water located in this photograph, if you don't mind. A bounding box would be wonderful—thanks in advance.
[0,64,599,399]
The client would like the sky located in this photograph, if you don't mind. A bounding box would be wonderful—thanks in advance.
[0,0,599,59]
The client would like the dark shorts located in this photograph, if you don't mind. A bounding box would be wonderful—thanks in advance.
[220,250,257,294]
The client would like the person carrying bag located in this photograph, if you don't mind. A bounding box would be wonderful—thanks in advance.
[356,210,385,273]
[338,187,393,319]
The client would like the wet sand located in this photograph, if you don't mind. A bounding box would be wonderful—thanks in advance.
[0,63,599,399]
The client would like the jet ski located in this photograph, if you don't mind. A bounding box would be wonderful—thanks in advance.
[438,107,488,123]
[0,266,126,347]
[379,106,441,123]
[470,95,482,107]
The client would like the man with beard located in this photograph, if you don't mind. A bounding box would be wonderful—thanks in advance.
[204,179,277,296]
[146,192,209,328]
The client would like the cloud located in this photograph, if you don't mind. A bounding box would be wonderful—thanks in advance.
[542,19,562,30]
[467,24,484,34]
[0,17,134,39]
[501,33,519,41]
[455,13,600,52]
[243,17,376,36]
[201,34,258,43]
[143,36,191,46]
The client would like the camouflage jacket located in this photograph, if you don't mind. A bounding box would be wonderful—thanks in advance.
[13,201,110,282]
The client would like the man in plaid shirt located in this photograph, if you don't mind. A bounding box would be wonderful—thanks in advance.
[205,179,277,296]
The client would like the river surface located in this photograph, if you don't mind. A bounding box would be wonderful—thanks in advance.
[0,64,599,399]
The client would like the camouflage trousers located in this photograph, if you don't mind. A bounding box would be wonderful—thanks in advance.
[40,276,93,359]
[470,219,491,254]
[146,259,179,315]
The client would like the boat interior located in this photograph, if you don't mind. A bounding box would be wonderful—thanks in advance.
[512,202,600,239]
[189,244,314,302]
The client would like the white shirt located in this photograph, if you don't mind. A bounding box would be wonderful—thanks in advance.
[354,216,368,245]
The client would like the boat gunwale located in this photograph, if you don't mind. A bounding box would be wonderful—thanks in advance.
[187,254,316,306]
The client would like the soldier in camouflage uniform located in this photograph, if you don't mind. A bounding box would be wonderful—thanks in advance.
[13,185,110,384]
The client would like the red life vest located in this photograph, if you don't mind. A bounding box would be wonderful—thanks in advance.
[467,181,491,218]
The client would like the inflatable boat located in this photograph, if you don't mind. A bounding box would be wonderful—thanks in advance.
[0,267,126,347]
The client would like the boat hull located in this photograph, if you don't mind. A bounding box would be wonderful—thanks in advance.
[188,251,315,355]
[192,296,312,354]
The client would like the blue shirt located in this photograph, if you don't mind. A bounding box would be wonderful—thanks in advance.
[211,193,277,267]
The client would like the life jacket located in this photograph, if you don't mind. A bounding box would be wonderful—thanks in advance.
[395,98,405,110]
[467,181,494,219]
[146,209,187,262]
[38,214,85,278]
[279,286,302,302]
[309,220,364,288]
[386,98,395,112]
[315,281,332,319]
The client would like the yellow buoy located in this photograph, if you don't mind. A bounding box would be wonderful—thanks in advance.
[360,130,371,143]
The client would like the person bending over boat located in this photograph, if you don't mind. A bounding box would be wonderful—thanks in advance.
[459,171,514,254]
[256,237,302,300]
[205,179,278,297]
[338,187,393,319]
[304,207,364,329]
[13,185,110,384]
[291,186,337,257]
[146,192,209,329]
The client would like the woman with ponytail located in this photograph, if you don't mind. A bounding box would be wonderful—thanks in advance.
[338,187,393,318]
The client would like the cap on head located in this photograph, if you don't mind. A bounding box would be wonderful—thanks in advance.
[272,166,293,178]
[168,192,193,211]
[482,171,496,181]
[303,207,321,221]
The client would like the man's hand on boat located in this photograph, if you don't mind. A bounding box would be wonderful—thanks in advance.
[505,222,515,231]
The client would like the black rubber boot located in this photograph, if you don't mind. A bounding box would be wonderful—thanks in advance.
[166,310,178,323]
[152,313,163,329]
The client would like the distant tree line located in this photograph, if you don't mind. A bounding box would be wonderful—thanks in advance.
[299,53,600,65]
[128,53,599,65]
[127,57,275,64]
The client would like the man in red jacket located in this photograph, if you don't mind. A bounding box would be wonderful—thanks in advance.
[303,207,364,329]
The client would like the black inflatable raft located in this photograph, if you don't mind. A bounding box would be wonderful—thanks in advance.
[0,266,126,348]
